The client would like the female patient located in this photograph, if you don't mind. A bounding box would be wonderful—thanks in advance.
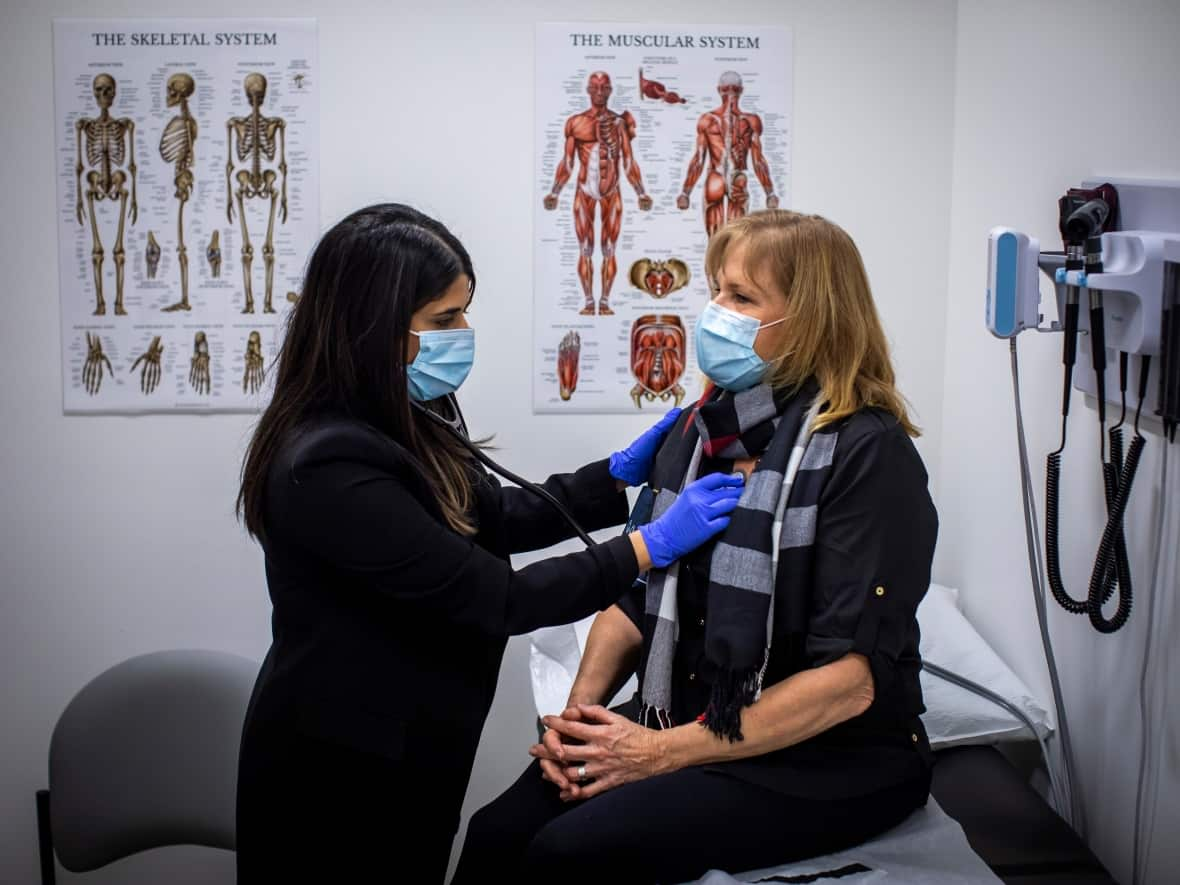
[233,204,743,883]
[455,210,939,883]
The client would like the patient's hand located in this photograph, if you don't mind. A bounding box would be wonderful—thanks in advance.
[531,704,666,802]
[531,706,585,794]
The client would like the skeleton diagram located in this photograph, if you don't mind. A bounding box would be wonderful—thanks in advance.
[190,331,211,394]
[243,330,265,393]
[145,231,161,279]
[677,72,778,237]
[630,315,686,408]
[226,73,287,314]
[160,73,198,312]
[544,72,651,316]
[75,74,138,316]
[557,330,581,401]
[629,258,691,298]
[130,336,164,394]
[83,332,113,395]
[206,230,222,277]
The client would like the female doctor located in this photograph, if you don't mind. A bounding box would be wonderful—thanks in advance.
[233,203,744,883]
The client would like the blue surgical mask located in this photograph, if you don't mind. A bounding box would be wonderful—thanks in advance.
[406,327,475,401]
[694,301,785,392]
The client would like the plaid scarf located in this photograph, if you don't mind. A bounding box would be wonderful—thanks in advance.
[638,378,838,741]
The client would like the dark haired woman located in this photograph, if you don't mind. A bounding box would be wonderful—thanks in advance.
[233,204,744,882]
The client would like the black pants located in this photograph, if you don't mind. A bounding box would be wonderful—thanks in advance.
[452,759,928,885]
[237,730,456,884]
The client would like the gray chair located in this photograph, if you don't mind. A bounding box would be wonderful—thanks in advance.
[35,649,260,883]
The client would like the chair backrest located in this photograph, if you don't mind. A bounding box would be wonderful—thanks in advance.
[48,649,260,871]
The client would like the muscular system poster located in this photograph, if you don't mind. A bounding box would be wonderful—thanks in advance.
[533,23,792,414]
[53,18,318,413]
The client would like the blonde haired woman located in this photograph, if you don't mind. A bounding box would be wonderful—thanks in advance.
[454,210,938,883]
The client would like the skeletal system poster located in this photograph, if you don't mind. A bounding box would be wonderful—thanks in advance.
[53,19,318,413]
[534,23,791,413]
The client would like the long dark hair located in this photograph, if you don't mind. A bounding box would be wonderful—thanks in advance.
[236,203,479,539]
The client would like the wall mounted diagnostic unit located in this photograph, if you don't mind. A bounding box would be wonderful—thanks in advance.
[986,178,1180,635]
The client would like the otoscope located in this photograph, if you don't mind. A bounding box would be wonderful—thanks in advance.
[1045,188,1125,626]
[1045,185,1144,632]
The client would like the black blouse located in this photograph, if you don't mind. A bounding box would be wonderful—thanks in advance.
[237,414,637,851]
[616,408,938,799]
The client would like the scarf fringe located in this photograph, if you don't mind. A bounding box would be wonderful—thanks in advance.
[701,667,762,742]
[639,702,675,730]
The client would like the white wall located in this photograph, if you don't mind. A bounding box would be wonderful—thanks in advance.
[0,1,959,882]
[937,2,1180,883]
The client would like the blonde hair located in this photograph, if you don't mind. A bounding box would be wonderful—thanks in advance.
[704,210,919,436]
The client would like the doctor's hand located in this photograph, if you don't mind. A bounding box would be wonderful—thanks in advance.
[609,407,682,487]
[638,472,744,567]
[532,704,668,802]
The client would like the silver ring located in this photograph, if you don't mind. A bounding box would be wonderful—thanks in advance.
[577,764,587,781]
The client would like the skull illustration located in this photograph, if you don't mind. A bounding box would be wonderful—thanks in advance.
[717,70,743,100]
[244,73,268,107]
[166,73,195,107]
[92,74,116,110]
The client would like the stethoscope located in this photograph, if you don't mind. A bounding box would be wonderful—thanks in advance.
[411,399,613,547]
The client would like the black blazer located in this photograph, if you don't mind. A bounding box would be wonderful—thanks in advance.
[236,415,636,881]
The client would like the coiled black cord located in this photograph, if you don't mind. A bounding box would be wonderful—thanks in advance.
[1045,353,1149,630]
[1045,449,1089,614]
[1086,432,1145,632]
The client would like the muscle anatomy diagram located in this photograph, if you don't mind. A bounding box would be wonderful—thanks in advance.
[544,71,651,317]
[638,68,685,104]
[557,331,581,401]
[533,24,790,415]
[630,315,686,409]
[677,71,778,236]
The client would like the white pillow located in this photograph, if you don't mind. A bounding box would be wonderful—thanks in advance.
[918,582,1054,748]
[528,582,1054,748]
[529,617,637,718]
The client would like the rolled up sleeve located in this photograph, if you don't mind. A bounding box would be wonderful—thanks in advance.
[804,423,938,698]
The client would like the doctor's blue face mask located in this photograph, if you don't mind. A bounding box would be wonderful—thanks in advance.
[694,301,786,392]
[406,327,475,401]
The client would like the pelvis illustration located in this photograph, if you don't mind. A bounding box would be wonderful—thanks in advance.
[629,258,690,298]
[630,314,686,408]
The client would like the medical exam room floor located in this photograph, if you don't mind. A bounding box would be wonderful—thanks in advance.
[930,745,1119,884]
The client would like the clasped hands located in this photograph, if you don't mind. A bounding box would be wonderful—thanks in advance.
[531,704,668,802]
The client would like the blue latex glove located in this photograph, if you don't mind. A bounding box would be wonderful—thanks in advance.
[639,472,745,568]
[609,408,683,486]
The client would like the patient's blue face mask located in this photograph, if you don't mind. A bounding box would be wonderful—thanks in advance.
[406,327,475,401]
[694,301,786,392]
